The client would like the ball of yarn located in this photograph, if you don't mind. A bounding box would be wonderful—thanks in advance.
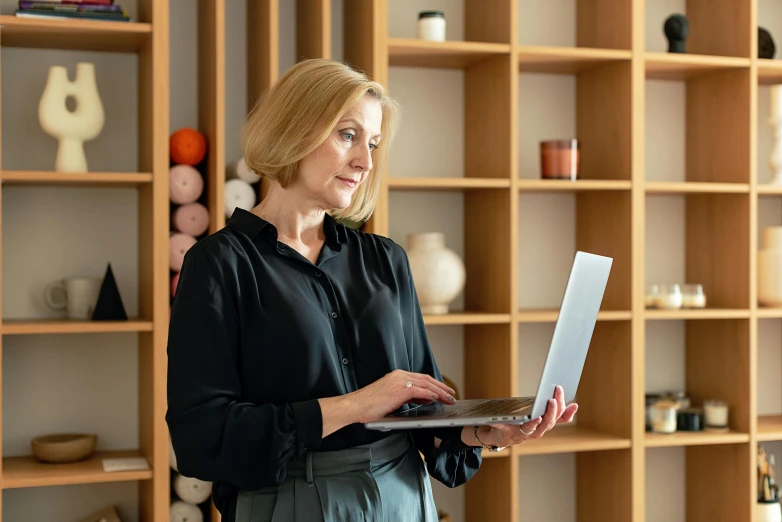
[174,473,213,505]
[170,500,203,522]
[170,128,207,166]
[169,233,197,272]
[170,165,204,205]
[173,202,209,237]
[225,178,256,218]
[171,272,180,298]
[235,157,261,184]
[169,438,178,471]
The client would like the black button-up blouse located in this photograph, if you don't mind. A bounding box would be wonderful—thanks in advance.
[165,208,483,518]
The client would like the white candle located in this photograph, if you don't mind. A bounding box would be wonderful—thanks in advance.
[771,85,782,122]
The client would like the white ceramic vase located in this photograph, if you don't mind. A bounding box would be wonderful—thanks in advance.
[757,501,782,522]
[758,226,782,306]
[38,62,105,173]
[770,86,782,185]
[406,232,465,315]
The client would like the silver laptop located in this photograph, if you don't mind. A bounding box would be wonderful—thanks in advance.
[365,251,613,431]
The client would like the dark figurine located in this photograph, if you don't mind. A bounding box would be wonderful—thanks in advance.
[664,14,689,53]
[760,27,776,59]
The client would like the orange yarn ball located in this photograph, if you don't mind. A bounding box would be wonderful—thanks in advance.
[170,128,207,166]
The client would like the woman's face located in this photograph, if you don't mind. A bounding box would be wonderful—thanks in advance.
[295,95,383,211]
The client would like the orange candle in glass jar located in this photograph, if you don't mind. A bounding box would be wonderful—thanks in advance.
[540,139,580,180]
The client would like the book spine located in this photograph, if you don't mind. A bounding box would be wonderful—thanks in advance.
[19,2,121,11]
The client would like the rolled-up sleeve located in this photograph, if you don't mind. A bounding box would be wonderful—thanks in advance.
[165,243,323,491]
[399,248,483,488]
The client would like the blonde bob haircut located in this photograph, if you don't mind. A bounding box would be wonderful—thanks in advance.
[241,58,400,224]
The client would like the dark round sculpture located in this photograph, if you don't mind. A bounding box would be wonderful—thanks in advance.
[760,27,776,59]
[664,14,689,54]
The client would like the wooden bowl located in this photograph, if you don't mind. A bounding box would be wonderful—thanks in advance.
[31,433,97,463]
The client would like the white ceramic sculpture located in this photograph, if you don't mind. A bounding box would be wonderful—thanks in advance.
[769,85,782,185]
[38,62,105,173]
[758,226,782,306]
[406,232,465,315]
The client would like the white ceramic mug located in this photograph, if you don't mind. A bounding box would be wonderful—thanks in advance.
[45,277,102,320]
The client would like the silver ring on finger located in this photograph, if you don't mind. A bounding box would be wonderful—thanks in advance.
[405,381,413,388]
[520,425,535,436]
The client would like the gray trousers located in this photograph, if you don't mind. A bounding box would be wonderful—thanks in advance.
[234,433,439,522]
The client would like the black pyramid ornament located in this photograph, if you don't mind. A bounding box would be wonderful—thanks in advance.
[91,263,128,321]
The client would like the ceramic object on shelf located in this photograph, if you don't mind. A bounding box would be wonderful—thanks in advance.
[757,501,782,522]
[760,27,777,59]
[31,433,97,463]
[406,232,465,315]
[417,11,445,42]
[44,276,102,320]
[769,86,782,185]
[664,14,689,53]
[759,226,782,306]
[38,62,105,173]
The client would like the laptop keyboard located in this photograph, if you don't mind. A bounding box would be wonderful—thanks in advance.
[457,397,534,416]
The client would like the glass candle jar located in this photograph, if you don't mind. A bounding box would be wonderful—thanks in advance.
[645,284,660,308]
[656,284,683,309]
[417,11,446,42]
[540,139,580,180]
[682,283,706,308]
[703,400,729,431]
[651,400,680,434]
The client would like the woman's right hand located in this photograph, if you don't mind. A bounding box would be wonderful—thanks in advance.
[347,369,457,424]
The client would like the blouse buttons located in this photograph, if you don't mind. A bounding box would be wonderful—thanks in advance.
[315,271,322,277]
[342,358,349,365]
[331,311,338,319]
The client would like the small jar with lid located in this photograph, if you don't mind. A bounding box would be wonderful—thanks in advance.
[651,400,680,434]
[417,11,446,42]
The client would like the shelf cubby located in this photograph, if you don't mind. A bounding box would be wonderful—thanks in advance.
[517,449,631,522]
[645,65,750,184]
[645,444,752,522]
[645,318,751,443]
[519,321,631,448]
[517,0,631,51]
[645,192,749,311]
[518,190,631,314]
[519,59,631,182]
[644,0,750,58]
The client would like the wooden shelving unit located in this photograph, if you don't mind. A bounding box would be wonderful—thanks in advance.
[0,2,169,521]
[1,0,777,519]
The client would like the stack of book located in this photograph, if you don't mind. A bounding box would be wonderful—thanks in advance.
[15,0,131,22]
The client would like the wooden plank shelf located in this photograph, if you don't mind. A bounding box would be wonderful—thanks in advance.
[645,52,750,81]
[0,171,153,187]
[517,46,631,74]
[757,308,782,319]
[423,313,511,326]
[3,450,152,489]
[0,15,152,53]
[387,38,511,68]
[644,309,750,320]
[645,181,750,194]
[644,431,749,447]
[757,415,782,442]
[757,59,782,85]
[388,177,511,190]
[756,184,782,195]
[2,319,153,335]
[517,309,632,323]
[517,179,631,192]
[515,426,631,456]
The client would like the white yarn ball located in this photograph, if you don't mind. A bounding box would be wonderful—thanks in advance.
[235,157,261,184]
[224,178,256,218]
[174,473,212,505]
[169,439,178,471]
[170,500,203,522]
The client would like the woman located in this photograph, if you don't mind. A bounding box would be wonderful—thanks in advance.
[166,58,577,522]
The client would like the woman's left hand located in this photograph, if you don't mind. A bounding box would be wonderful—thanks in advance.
[475,385,577,449]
